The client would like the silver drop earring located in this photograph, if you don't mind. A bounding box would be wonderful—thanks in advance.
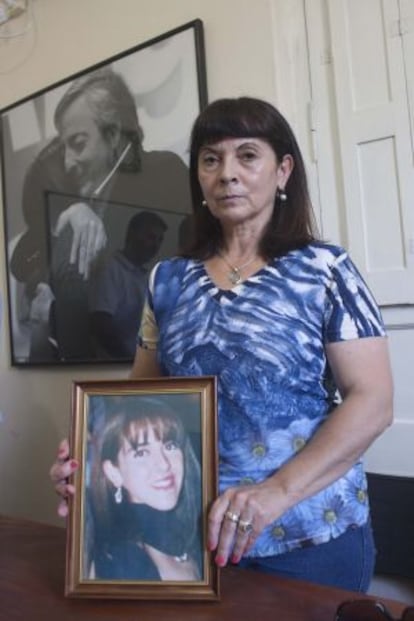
[114,486,122,504]
[201,199,207,207]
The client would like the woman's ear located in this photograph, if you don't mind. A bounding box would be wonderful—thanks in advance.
[277,153,294,187]
[102,460,123,488]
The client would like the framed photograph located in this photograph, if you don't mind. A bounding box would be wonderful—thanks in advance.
[65,376,219,600]
[0,19,207,366]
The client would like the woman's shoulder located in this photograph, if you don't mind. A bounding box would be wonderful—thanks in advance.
[300,240,347,258]
[151,256,194,279]
[285,241,349,270]
[148,257,196,303]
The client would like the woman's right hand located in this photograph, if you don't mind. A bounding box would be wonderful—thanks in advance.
[49,438,78,518]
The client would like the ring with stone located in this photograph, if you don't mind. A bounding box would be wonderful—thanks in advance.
[224,510,240,524]
[238,519,253,534]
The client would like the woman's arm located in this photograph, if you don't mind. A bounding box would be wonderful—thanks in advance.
[129,345,162,378]
[209,335,393,564]
[273,335,393,502]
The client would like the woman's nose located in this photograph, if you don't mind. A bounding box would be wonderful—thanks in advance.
[219,156,238,183]
[156,447,172,472]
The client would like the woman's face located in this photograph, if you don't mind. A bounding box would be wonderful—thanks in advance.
[197,137,292,230]
[109,426,184,511]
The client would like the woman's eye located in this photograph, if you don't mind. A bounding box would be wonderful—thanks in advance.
[201,154,218,166]
[164,440,179,451]
[133,448,148,458]
[240,151,257,161]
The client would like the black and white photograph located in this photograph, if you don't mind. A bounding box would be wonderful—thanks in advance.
[66,376,219,600]
[0,19,207,366]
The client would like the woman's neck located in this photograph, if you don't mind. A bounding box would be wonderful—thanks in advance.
[220,225,263,263]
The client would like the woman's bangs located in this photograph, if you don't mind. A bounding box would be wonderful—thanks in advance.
[197,110,266,146]
[125,415,182,450]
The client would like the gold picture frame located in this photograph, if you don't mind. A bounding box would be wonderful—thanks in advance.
[65,376,219,600]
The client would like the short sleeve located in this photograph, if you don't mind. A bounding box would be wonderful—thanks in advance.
[137,265,159,350]
[324,251,386,343]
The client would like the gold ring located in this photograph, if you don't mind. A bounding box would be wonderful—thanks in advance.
[238,519,253,534]
[224,510,240,524]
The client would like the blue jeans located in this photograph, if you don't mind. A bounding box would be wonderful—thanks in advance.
[238,521,376,592]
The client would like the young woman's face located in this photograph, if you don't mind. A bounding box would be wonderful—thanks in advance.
[114,426,184,511]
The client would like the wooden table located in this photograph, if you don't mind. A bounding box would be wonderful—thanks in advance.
[0,515,406,621]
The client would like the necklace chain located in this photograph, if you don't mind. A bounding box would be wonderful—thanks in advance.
[218,252,257,285]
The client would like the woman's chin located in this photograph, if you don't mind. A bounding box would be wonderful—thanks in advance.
[148,495,179,512]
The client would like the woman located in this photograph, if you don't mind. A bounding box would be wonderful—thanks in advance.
[52,97,393,591]
[85,396,202,580]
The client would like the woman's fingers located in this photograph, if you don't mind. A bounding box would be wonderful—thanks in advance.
[50,438,78,517]
[57,438,70,461]
[57,499,69,518]
[50,459,78,485]
[213,505,256,566]
[208,482,281,566]
[207,497,226,551]
[229,520,257,563]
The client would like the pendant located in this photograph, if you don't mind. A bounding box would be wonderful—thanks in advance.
[174,552,188,563]
[228,268,242,285]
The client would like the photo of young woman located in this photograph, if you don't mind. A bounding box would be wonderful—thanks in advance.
[84,394,202,581]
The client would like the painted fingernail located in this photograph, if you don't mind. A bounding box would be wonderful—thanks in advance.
[215,555,226,567]
[231,554,241,564]
[207,541,215,551]
[70,460,79,470]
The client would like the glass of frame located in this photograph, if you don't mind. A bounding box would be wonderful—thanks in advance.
[0,19,207,366]
[65,376,219,601]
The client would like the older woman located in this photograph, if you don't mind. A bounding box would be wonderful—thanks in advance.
[52,97,393,591]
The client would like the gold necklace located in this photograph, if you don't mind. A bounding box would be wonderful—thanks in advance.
[218,252,258,285]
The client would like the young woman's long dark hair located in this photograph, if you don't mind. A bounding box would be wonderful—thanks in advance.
[184,97,319,260]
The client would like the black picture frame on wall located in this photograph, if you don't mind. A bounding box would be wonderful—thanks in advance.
[0,19,207,367]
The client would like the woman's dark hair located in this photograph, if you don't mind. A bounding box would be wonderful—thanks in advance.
[185,96,319,259]
[89,396,201,567]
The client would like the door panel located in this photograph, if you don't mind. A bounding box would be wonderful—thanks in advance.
[307,0,414,304]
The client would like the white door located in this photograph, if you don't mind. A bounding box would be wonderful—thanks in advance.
[306,0,414,305]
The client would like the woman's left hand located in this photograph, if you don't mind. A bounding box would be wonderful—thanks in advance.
[207,479,288,567]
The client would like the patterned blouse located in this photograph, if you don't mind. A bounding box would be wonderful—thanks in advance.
[138,242,386,557]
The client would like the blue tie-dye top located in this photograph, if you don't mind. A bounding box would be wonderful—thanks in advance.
[140,242,386,556]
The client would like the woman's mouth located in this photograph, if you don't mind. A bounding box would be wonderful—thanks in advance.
[152,474,175,490]
[217,194,245,204]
